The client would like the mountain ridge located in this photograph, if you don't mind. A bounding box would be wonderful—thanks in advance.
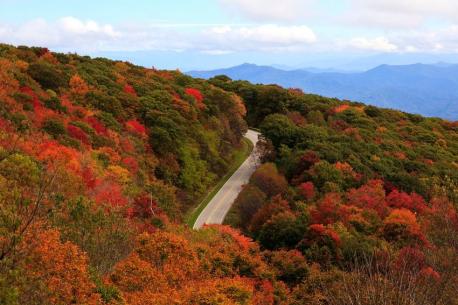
[188,63,458,120]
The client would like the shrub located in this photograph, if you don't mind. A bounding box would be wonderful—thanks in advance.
[42,118,66,137]
[28,62,67,90]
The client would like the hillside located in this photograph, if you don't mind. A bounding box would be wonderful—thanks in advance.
[211,77,458,304]
[188,63,458,120]
[0,44,275,305]
[0,44,457,305]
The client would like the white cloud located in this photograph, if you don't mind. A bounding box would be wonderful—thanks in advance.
[338,25,458,54]
[0,18,316,53]
[58,17,119,37]
[218,0,458,29]
[219,0,316,22]
[13,19,60,46]
[390,25,458,53]
[2,15,458,56]
[0,17,120,51]
[346,37,398,52]
[203,24,316,52]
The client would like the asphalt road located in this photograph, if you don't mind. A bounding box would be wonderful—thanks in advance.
[193,129,260,229]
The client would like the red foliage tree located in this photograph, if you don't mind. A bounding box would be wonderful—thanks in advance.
[308,224,341,246]
[298,181,315,201]
[122,156,139,174]
[20,86,42,110]
[120,137,135,153]
[123,84,137,96]
[185,88,203,102]
[347,179,388,217]
[81,166,97,189]
[213,225,255,251]
[67,125,90,145]
[301,150,320,166]
[125,119,147,137]
[86,116,107,135]
[419,267,441,281]
[130,194,158,219]
[185,88,206,110]
[310,193,341,225]
[386,189,428,214]
[93,181,128,207]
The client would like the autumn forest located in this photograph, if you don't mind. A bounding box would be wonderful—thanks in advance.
[0,44,457,305]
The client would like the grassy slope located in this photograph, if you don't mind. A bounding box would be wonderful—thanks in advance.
[186,137,254,227]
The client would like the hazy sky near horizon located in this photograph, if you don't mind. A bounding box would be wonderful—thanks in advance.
[1,0,458,69]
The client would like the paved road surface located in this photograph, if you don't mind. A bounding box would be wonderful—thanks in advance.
[193,129,260,229]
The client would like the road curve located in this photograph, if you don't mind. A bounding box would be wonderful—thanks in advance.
[193,129,260,229]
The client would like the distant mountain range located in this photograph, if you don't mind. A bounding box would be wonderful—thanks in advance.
[188,63,458,120]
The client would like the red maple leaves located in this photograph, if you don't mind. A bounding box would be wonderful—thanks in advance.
[67,125,90,145]
[185,88,206,110]
[125,120,147,136]
[123,84,137,96]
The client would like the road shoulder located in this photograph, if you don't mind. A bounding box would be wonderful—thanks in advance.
[186,136,254,227]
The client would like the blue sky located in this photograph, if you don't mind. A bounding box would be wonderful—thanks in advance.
[1,0,458,70]
[1,1,229,24]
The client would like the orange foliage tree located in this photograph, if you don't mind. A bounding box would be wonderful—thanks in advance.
[19,229,101,305]
[69,74,89,97]
[382,209,426,245]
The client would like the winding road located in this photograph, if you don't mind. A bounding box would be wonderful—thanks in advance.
[193,129,261,229]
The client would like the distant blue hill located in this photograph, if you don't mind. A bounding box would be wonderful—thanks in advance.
[188,63,458,120]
